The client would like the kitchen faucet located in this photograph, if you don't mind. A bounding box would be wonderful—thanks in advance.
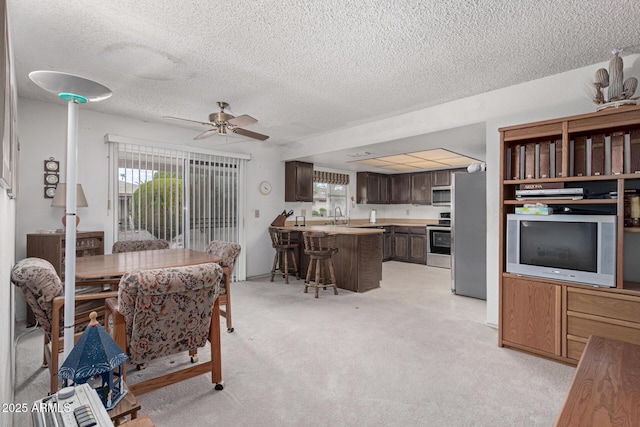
[334,206,343,225]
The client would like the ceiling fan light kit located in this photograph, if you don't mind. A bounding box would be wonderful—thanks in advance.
[166,101,269,142]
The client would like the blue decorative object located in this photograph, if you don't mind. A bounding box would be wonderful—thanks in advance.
[58,312,128,411]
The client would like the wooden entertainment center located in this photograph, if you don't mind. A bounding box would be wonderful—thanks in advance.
[498,106,640,365]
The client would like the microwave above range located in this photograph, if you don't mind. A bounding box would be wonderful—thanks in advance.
[431,186,451,206]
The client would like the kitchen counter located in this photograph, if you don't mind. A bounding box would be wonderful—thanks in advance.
[275,225,383,293]
[283,218,437,228]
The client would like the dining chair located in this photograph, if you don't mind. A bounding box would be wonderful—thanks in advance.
[204,240,241,333]
[105,262,225,395]
[111,239,170,253]
[11,257,117,394]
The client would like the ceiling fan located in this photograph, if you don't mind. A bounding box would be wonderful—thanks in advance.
[164,101,269,141]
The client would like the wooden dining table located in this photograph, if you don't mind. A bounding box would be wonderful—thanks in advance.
[75,248,221,280]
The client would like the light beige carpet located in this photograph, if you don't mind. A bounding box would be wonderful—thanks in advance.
[13,262,575,427]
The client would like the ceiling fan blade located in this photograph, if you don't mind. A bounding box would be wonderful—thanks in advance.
[228,114,258,127]
[233,127,269,141]
[163,116,212,127]
[193,129,219,140]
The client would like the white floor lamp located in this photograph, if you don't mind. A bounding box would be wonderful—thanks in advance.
[29,71,112,361]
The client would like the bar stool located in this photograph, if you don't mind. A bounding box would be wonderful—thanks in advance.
[269,227,299,284]
[302,231,339,298]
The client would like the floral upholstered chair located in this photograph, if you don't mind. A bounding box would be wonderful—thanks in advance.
[112,239,170,253]
[11,258,117,394]
[105,262,225,394]
[204,240,241,333]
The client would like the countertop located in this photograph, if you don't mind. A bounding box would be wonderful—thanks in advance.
[277,224,384,235]
[283,218,437,228]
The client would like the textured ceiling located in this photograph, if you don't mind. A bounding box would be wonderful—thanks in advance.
[9,0,640,152]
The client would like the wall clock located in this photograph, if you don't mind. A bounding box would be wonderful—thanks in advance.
[45,159,59,172]
[44,187,56,198]
[259,180,272,195]
[45,173,59,185]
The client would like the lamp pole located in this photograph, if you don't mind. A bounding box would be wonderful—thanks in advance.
[29,71,111,361]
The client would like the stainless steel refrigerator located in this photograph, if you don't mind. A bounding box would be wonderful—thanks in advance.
[451,171,486,300]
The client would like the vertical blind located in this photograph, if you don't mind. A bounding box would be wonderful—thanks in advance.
[106,135,247,280]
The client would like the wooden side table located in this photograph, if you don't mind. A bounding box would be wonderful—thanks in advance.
[108,382,141,426]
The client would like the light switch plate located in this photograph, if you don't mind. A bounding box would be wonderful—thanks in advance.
[255,209,260,218]
[301,209,306,216]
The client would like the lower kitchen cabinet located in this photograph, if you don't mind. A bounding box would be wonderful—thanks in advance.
[382,227,393,261]
[392,228,409,262]
[408,228,427,264]
[501,275,561,357]
[392,226,427,264]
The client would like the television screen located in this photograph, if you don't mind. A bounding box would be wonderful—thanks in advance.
[520,220,597,272]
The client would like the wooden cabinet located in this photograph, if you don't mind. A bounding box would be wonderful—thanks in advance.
[392,227,409,261]
[356,172,389,204]
[432,170,450,186]
[410,172,432,204]
[392,226,426,263]
[566,287,640,361]
[498,106,640,363]
[501,276,561,357]
[390,174,410,204]
[285,161,313,202]
[382,227,393,261]
[27,231,105,279]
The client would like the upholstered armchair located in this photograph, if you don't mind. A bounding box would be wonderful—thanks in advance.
[204,240,241,333]
[105,262,225,395]
[112,239,170,253]
[11,258,117,394]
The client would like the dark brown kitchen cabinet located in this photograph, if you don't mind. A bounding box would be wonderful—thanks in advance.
[382,227,393,261]
[285,161,313,202]
[392,227,409,261]
[432,170,451,186]
[408,227,427,264]
[390,174,410,204]
[356,172,389,204]
[410,172,432,204]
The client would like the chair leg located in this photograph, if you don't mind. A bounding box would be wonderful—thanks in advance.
[42,335,48,368]
[304,258,313,293]
[314,259,321,298]
[328,259,339,295]
[283,250,290,284]
[291,250,300,279]
[270,252,278,282]
[224,284,233,333]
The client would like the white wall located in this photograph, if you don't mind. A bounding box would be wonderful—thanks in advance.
[283,55,640,326]
[0,186,16,427]
[14,98,285,319]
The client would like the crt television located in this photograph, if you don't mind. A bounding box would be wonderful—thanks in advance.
[506,214,616,287]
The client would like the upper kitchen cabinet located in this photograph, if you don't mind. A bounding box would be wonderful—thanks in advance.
[411,172,432,204]
[356,172,389,204]
[433,168,467,186]
[285,161,314,202]
[390,174,411,204]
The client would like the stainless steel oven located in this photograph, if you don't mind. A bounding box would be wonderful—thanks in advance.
[427,213,451,268]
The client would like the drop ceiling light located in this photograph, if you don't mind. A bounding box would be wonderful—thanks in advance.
[347,148,481,171]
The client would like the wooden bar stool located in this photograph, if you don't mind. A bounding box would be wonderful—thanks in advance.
[303,231,339,298]
[269,227,299,284]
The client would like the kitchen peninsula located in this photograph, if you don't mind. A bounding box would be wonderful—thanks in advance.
[276,225,384,293]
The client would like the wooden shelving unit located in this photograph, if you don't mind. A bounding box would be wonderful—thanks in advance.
[498,106,640,364]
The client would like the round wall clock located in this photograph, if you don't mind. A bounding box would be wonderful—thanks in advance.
[259,180,272,195]
[45,160,59,172]
[45,173,59,184]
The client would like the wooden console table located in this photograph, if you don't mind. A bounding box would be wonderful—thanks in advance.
[555,335,640,426]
